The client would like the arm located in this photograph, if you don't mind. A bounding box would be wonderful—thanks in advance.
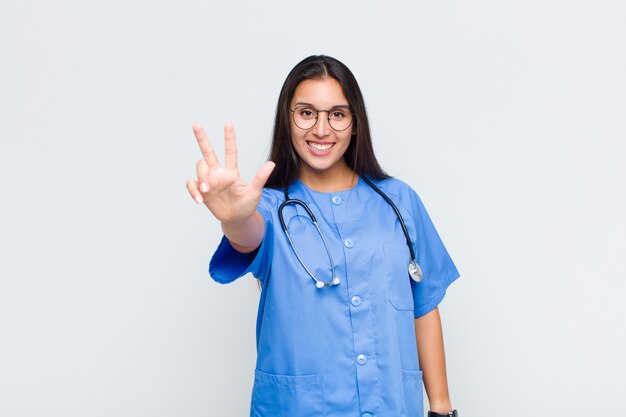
[414,306,453,414]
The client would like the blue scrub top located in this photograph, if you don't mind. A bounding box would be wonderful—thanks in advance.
[209,177,460,417]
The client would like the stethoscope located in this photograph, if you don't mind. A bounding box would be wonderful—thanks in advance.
[278,175,422,288]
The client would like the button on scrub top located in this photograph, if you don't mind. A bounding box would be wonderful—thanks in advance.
[209,177,460,417]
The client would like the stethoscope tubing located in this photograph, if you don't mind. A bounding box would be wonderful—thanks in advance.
[278,175,422,288]
[359,176,417,262]
[278,198,339,288]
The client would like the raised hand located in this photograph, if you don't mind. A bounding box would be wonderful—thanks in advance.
[186,122,275,228]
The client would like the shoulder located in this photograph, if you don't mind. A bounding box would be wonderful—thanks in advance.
[368,176,419,201]
[366,176,426,218]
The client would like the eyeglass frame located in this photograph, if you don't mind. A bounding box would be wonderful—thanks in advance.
[289,105,354,132]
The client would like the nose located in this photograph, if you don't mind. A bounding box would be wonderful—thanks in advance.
[313,111,331,137]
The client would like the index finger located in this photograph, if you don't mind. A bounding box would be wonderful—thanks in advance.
[193,123,220,168]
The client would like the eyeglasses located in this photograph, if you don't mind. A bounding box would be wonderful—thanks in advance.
[289,105,354,131]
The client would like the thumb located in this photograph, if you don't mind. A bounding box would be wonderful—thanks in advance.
[250,160,276,196]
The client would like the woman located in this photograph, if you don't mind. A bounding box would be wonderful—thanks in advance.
[186,55,460,417]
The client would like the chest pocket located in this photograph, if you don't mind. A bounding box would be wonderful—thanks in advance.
[384,243,415,311]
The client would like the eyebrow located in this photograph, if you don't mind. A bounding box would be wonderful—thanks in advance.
[294,101,351,109]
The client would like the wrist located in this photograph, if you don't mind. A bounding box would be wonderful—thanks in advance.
[221,212,264,253]
[429,400,453,414]
[221,214,253,232]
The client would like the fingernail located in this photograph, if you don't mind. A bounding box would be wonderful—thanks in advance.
[200,183,208,192]
[195,195,204,204]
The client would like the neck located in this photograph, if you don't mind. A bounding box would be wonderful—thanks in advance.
[298,163,357,192]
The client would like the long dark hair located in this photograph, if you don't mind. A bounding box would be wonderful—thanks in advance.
[265,55,388,189]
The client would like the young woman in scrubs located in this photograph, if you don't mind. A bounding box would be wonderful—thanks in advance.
[186,55,460,417]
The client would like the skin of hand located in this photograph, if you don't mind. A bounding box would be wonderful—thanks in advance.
[186,122,275,253]
[414,307,454,414]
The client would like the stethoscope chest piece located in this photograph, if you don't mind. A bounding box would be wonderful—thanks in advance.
[316,276,341,289]
[409,260,423,282]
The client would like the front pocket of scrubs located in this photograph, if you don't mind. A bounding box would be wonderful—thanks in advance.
[252,370,323,417]
[384,244,415,311]
[402,369,424,417]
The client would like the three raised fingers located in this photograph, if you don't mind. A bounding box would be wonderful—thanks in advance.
[190,122,272,204]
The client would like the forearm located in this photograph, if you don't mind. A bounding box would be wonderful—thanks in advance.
[221,211,265,253]
[414,306,452,413]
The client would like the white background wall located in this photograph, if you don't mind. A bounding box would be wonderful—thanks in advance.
[1,1,624,416]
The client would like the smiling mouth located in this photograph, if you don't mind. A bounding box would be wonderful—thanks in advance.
[307,141,334,151]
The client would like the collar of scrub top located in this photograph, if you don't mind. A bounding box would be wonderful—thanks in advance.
[278,175,423,289]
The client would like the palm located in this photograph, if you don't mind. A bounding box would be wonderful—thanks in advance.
[205,168,256,221]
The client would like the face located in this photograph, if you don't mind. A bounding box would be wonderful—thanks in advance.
[289,77,354,181]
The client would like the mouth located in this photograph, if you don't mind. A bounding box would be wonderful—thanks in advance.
[307,141,334,151]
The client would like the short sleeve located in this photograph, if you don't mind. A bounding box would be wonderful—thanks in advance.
[408,189,460,318]
[207,190,276,284]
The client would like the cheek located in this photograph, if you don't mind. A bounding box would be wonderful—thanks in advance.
[291,129,306,146]
[340,133,353,146]
[290,133,305,158]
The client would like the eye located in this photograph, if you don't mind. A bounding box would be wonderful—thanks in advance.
[298,108,317,119]
[330,110,345,119]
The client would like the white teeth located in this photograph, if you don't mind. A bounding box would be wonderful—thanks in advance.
[308,142,333,151]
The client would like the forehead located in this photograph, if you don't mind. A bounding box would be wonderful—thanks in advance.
[291,77,349,107]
